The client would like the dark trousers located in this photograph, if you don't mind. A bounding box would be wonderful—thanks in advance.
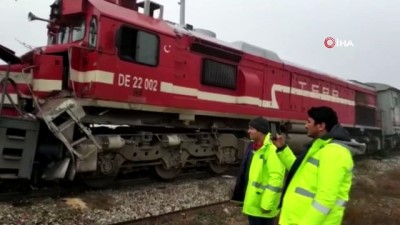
[248,215,275,225]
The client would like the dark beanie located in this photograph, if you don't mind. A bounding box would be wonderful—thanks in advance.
[249,117,270,134]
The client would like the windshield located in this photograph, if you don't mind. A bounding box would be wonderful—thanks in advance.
[48,20,86,45]
[57,26,70,44]
[71,21,85,41]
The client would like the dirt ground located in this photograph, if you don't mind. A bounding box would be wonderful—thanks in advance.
[342,159,400,225]
[131,156,400,225]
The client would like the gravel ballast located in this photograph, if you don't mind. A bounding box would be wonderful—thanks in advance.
[0,176,236,225]
[0,154,399,225]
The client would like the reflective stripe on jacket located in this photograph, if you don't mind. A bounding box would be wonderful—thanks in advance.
[241,133,286,218]
[277,138,354,225]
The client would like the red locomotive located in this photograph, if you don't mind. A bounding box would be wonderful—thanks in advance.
[0,0,381,187]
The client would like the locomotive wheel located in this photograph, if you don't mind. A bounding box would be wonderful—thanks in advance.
[82,156,119,188]
[154,165,181,180]
[209,161,228,174]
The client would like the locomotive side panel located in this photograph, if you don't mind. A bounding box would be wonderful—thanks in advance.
[354,90,378,128]
[283,69,356,126]
[70,14,177,108]
[365,83,400,149]
[263,65,292,112]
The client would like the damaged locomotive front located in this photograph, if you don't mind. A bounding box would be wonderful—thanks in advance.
[0,0,244,188]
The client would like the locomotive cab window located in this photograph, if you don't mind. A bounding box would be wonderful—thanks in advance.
[117,26,159,66]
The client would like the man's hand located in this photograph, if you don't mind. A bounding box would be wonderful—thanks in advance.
[272,134,286,148]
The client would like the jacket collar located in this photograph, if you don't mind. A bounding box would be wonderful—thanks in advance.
[252,133,271,151]
[307,138,332,156]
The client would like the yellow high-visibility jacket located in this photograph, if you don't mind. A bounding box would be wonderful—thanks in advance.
[231,133,286,218]
[276,125,364,225]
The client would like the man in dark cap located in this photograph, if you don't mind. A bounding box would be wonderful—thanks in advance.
[231,116,286,225]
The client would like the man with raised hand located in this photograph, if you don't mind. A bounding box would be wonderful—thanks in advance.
[272,106,366,225]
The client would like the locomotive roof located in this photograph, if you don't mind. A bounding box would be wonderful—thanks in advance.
[172,25,283,63]
[283,60,376,91]
[89,0,176,36]
[173,26,375,92]
[367,82,400,92]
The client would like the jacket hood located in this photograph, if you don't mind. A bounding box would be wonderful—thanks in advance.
[324,124,367,156]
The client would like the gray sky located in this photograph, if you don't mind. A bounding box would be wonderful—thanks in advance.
[2,0,400,88]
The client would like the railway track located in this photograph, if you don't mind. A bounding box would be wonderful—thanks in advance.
[0,167,238,204]
[0,148,395,204]
[354,148,400,162]
[0,149,397,225]
[111,200,231,225]
[107,149,400,225]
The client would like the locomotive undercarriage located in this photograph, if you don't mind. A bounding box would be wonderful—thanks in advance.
[1,98,250,188]
[74,126,245,187]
